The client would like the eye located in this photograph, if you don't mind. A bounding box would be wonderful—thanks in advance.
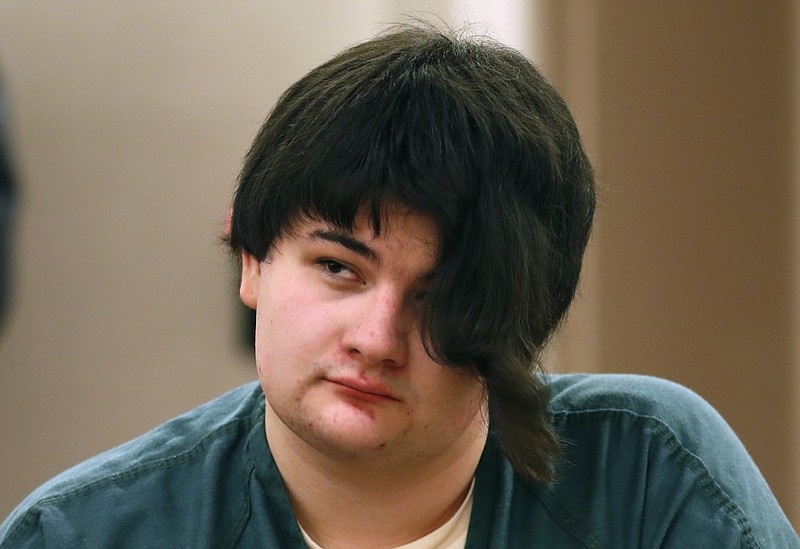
[317,259,362,283]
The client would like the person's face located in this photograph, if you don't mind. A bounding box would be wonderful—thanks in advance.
[239,206,487,467]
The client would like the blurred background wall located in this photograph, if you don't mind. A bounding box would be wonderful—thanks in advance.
[0,0,797,529]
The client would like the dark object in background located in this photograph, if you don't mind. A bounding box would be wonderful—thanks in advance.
[0,70,16,332]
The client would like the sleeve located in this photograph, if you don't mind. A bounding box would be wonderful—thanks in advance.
[649,378,798,548]
[0,504,80,549]
[548,374,799,548]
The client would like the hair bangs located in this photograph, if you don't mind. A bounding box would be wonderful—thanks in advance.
[283,69,484,246]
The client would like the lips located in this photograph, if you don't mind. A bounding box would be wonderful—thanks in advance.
[327,376,400,403]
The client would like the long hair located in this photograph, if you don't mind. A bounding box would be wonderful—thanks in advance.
[228,25,596,483]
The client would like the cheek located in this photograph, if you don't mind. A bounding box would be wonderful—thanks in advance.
[253,285,335,375]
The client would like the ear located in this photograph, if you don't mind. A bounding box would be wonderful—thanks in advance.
[239,253,261,310]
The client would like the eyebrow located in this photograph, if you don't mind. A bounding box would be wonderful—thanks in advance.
[308,229,380,264]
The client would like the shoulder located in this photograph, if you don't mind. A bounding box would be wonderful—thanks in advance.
[0,382,264,548]
[540,374,798,548]
[545,373,744,500]
[549,372,706,412]
[547,373,725,442]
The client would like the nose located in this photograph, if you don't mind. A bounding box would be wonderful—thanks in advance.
[342,288,411,367]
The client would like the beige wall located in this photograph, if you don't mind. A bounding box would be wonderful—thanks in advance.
[793,0,800,528]
[0,0,797,530]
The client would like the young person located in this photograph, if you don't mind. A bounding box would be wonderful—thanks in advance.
[1,25,797,548]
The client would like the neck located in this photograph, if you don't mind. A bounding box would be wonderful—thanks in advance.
[266,404,488,549]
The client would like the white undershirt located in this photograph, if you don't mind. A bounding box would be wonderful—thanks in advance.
[300,478,475,549]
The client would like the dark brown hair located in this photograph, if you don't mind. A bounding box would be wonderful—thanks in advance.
[228,24,596,483]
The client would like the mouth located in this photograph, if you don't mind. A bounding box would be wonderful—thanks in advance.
[326,377,401,403]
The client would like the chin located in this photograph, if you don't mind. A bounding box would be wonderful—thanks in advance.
[304,415,402,458]
[305,431,395,461]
